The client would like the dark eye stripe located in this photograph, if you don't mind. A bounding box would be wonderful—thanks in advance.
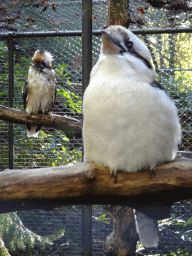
[123,39,153,69]
[103,30,153,69]
[125,40,133,50]
[151,80,166,91]
[128,48,153,69]
[137,54,153,69]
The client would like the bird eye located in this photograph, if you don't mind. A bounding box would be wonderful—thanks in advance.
[125,40,133,50]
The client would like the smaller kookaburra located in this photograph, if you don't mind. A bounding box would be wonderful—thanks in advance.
[23,49,56,137]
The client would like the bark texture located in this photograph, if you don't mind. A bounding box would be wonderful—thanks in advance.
[0,155,192,202]
[103,205,138,256]
[0,105,82,138]
[108,0,130,27]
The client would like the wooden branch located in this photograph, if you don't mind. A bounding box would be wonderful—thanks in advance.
[0,155,192,204]
[0,105,82,138]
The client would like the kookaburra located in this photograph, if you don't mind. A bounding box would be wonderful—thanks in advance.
[23,49,56,137]
[83,25,182,248]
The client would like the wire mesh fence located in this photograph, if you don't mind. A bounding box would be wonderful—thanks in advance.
[0,0,192,255]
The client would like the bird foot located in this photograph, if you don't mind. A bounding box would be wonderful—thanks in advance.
[110,170,117,183]
[27,113,37,119]
[48,111,53,121]
[149,167,156,179]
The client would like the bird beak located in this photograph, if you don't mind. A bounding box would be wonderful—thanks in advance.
[101,30,127,54]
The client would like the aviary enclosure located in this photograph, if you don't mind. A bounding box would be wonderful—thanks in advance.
[0,0,192,255]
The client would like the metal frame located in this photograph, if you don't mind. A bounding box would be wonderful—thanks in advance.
[82,0,93,255]
[1,27,192,39]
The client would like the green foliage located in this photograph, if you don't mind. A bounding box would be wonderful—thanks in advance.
[173,215,192,242]
[55,63,70,80]
[148,33,192,142]
[97,213,111,224]
[147,33,192,93]
[0,212,65,254]
[184,217,192,227]
[14,56,32,105]
[168,247,189,255]
[161,216,192,255]
[55,63,82,113]
[0,42,9,102]
[174,215,192,227]
[57,88,82,113]
[13,128,82,168]
[0,42,8,59]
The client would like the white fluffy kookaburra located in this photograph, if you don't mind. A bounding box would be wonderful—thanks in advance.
[23,49,56,137]
[83,25,182,248]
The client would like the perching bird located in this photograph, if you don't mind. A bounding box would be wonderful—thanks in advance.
[23,49,56,137]
[83,25,182,248]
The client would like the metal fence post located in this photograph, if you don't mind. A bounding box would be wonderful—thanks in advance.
[82,0,92,255]
[7,38,15,170]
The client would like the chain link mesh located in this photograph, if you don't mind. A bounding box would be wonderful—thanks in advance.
[0,0,192,255]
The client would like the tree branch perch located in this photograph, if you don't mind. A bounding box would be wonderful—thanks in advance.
[0,105,82,138]
[1,155,192,204]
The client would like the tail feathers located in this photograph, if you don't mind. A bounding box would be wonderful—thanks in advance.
[27,125,40,138]
[133,209,159,248]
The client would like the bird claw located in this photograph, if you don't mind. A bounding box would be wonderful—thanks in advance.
[110,170,117,183]
[27,113,32,118]
[149,167,156,179]
[48,111,53,121]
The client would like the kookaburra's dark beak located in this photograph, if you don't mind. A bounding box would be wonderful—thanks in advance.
[102,30,127,54]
